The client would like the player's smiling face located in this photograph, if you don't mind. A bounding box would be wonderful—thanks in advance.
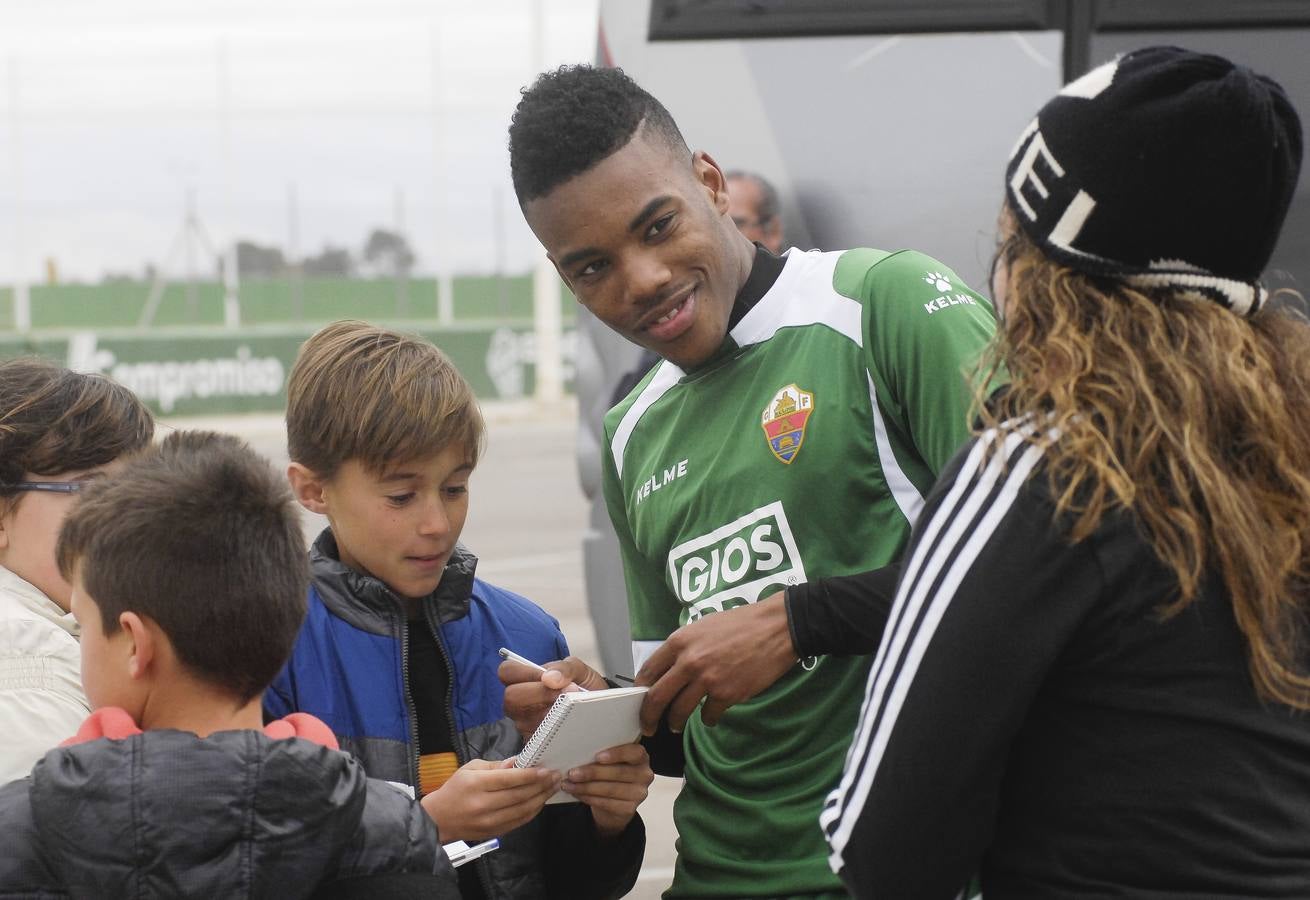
[524,125,752,370]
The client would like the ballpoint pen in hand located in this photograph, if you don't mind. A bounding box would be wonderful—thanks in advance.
[498,647,590,692]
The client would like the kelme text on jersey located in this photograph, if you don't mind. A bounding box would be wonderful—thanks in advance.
[634,457,690,505]
[666,501,807,622]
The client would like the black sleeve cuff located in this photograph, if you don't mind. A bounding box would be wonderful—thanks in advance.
[785,582,818,659]
[784,564,902,658]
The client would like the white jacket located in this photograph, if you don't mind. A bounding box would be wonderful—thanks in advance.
[0,565,87,786]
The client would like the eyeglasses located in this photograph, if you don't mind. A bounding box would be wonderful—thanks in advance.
[0,481,88,495]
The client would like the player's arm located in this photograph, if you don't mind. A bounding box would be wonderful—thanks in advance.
[866,250,997,474]
[600,449,694,773]
[822,434,1098,897]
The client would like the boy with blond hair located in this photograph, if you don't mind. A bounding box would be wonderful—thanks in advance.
[0,431,452,896]
[266,320,647,900]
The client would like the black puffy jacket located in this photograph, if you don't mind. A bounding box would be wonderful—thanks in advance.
[0,725,455,898]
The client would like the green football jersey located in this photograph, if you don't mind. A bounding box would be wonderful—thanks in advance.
[602,248,996,898]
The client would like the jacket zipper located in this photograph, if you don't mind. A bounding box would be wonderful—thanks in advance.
[399,613,421,791]
[428,604,498,900]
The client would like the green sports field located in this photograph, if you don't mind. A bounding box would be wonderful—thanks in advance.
[0,274,576,331]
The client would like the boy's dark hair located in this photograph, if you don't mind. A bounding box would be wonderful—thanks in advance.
[56,430,308,704]
[286,320,484,481]
[0,357,153,500]
[509,64,689,203]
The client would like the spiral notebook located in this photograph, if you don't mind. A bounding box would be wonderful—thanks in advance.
[515,685,648,804]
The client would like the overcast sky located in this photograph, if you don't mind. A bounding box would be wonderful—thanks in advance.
[0,0,599,283]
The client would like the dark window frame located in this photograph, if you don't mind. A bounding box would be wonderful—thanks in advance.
[648,0,1310,79]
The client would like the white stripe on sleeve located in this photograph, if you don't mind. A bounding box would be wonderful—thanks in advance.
[868,372,925,526]
[632,640,664,672]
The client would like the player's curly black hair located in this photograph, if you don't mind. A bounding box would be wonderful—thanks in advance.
[509,64,688,204]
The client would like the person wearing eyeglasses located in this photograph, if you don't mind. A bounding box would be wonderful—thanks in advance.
[0,357,153,785]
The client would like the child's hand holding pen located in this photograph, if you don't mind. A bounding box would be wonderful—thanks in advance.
[497,649,610,738]
[497,648,590,693]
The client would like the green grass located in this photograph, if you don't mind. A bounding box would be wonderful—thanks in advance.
[0,274,577,331]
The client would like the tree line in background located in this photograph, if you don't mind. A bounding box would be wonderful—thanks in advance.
[100,227,418,285]
[238,228,417,279]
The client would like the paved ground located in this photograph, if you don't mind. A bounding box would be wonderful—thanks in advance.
[161,402,678,899]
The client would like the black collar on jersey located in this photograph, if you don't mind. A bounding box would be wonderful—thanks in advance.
[728,243,787,331]
[679,243,787,378]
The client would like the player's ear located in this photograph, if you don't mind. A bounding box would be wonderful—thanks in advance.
[692,151,730,214]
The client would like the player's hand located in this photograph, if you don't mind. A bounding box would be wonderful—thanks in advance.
[420,758,560,842]
[562,742,654,839]
[636,591,796,734]
[499,656,609,738]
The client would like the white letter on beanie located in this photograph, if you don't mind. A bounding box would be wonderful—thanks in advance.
[1048,189,1097,252]
[1009,129,1065,220]
[1059,57,1120,100]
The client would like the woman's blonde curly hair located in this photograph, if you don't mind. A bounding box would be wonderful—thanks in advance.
[978,210,1310,709]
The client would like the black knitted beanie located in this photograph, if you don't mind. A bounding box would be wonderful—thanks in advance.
[1005,45,1302,316]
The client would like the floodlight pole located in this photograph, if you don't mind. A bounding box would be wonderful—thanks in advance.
[530,0,564,404]
[8,56,29,333]
[431,24,454,326]
[288,182,302,319]
[218,38,240,329]
[185,189,199,317]
[394,184,409,317]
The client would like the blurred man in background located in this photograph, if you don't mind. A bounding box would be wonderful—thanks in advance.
[726,170,784,253]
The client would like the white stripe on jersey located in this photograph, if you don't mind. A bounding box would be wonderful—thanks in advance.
[632,640,664,672]
[610,360,684,479]
[730,249,864,349]
[821,422,1049,873]
[868,372,924,525]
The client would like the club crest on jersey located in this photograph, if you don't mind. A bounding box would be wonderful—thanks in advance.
[761,383,814,464]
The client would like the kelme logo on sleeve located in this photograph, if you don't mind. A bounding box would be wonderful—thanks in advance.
[761,384,814,464]
[667,501,806,622]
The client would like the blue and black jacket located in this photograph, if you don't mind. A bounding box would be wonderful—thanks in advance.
[266,530,644,900]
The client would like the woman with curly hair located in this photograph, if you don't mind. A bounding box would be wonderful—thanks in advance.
[824,46,1310,898]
